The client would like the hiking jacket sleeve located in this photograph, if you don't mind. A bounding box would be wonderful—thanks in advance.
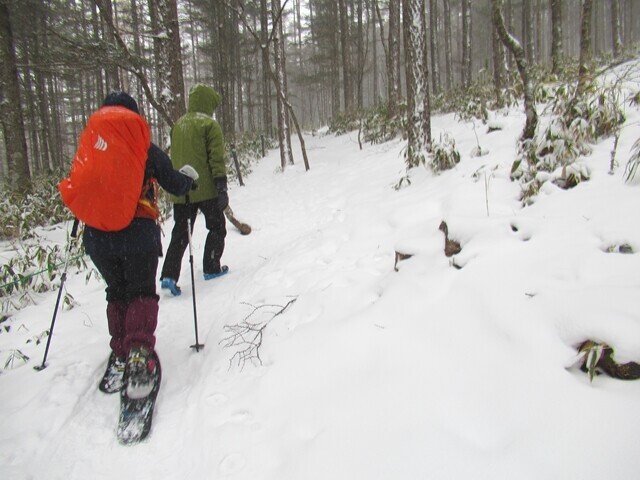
[206,120,226,180]
[148,143,192,197]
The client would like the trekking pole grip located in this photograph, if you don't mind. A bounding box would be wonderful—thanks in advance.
[70,218,80,238]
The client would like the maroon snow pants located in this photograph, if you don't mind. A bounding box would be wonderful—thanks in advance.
[90,251,159,358]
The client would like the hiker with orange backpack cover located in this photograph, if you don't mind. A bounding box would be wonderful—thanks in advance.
[59,92,196,398]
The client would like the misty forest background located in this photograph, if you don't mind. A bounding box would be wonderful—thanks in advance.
[1,0,640,314]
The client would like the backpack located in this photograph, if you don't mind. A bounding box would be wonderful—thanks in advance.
[59,106,151,231]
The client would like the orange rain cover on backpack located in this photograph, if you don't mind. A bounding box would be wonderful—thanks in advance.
[59,106,151,231]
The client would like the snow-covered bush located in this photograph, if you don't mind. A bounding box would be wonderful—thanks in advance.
[228,131,276,181]
[1,233,86,314]
[430,133,460,174]
[0,172,71,240]
[512,74,626,198]
[624,137,640,182]
[361,102,405,145]
[329,110,362,136]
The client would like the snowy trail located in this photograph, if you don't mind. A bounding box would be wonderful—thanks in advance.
[3,90,640,479]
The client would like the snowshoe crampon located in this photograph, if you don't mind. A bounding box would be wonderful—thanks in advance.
[117,348,161,445]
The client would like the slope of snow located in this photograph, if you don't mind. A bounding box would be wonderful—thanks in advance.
[2,75,640,479]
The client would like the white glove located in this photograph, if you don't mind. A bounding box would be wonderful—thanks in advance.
[179,165,200,181]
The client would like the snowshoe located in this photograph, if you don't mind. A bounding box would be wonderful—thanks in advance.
[117,347,161,445]
[98,351,126,394]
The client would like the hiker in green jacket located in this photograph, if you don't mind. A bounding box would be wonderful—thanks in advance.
[160,84,229,296]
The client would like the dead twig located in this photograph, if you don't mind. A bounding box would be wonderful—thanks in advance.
[220,297,297,369]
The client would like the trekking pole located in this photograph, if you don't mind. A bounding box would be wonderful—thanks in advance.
[34,218,80,371]
[185,194,204,352]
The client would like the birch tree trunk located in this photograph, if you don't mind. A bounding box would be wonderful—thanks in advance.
[272,0,293,170]
[403,0,431,168]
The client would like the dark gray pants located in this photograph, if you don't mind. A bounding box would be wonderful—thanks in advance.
[160,198,226,283]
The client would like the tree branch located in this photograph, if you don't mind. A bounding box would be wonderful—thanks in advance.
[227,0,311,171]
[220,297,297,369]
[92,0,174,127]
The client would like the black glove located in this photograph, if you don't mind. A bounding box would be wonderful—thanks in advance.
[214,177,228,210]
[217,191,229,211]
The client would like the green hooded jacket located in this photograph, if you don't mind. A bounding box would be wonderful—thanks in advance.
[170,84,226,204]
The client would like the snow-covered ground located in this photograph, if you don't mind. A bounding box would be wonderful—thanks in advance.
[3,70,640,479]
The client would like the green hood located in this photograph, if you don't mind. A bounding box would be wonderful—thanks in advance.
[187,84,221,117]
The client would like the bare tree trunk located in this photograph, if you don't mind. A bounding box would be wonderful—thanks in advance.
[33,8,53,171]
[156,0,185,124]
[373,0,393,113]
[234,13,244,133]
[91,2,106,103]
[330,0,341,117]
[461,0,472,88]
[338,0,353,112]
[611,0,622,58]
[371,0,379,104]
[183,0,200,85]
[277,4,293,164]
[213,1,236,139]
[95,0,176,129]
[0,1,31,191]
[443,0,453,90]
[491,0,538,141]
[492,11,507,108]
[130,0,145,111]
[550,0,563,74]
[21,45,41,175]
[272,0,292,170]
[389,0,401,115]
[522,0,535,63]
[356,0,365,110]
[234,0,310,171]
[429,0,440,94]
[577,0,594,97]
[101,0,121,91]
[403,0,431,168]
[260,0,273,136]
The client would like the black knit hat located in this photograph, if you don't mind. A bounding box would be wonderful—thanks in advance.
[102,91,140,114]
